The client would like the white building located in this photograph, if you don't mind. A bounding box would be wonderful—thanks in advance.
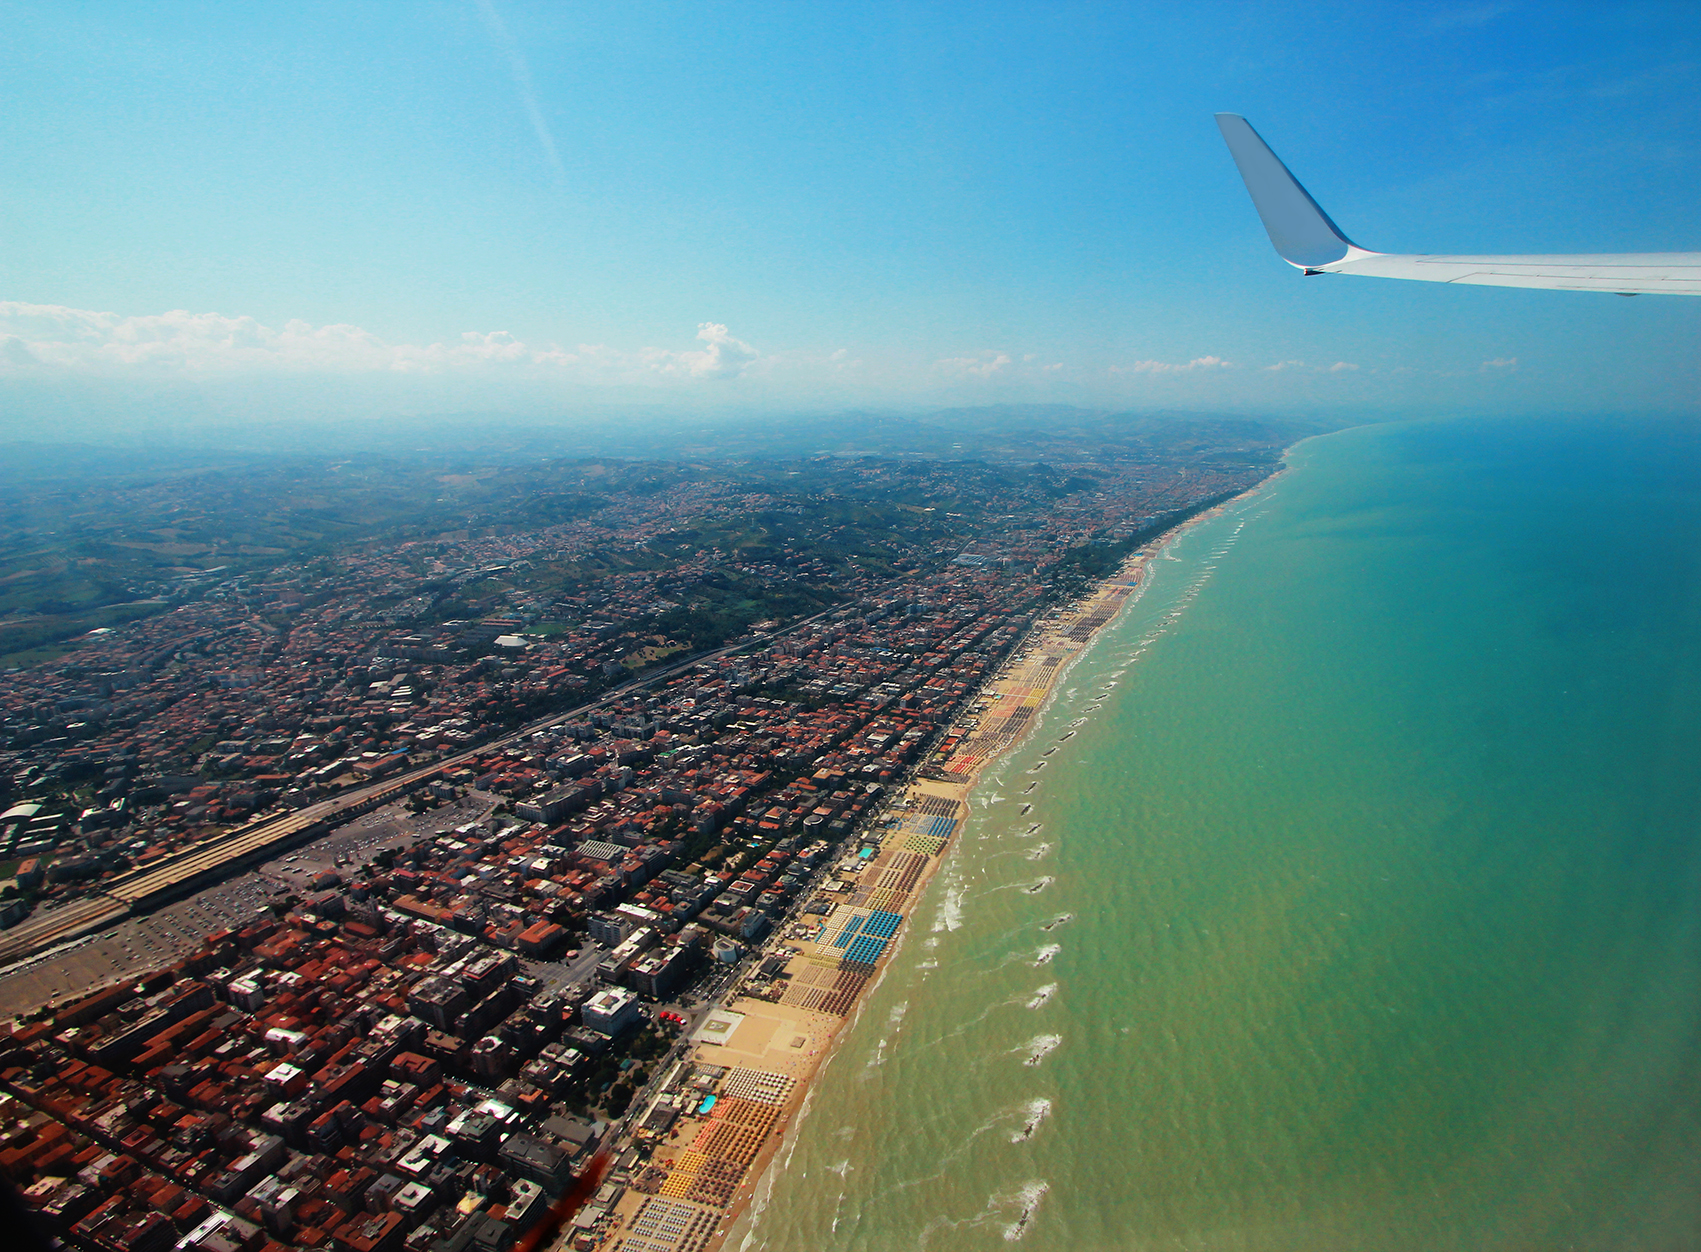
[581,987,641,1035]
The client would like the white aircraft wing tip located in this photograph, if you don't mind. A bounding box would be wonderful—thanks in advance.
[1214,115,1701,294]
[1214,113,1363,269]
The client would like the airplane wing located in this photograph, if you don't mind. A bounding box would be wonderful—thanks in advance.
[1214,113,1701,295]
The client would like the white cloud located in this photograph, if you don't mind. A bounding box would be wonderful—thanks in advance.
[1263,358,1366,375]
[0,302,765,385]
[1481,356,1518,372]
[476,0,569,187]
[933,351,1064,378]
[935,351,1012,378]
[655,322,760,380]
[1109,355,1229,375]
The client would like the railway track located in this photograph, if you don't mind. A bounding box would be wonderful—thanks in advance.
[0,607,847,971]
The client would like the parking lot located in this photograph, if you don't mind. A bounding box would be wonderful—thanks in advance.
[0,792,495,1019]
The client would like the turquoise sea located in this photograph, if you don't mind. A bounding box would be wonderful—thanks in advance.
[732,416,1701,1251]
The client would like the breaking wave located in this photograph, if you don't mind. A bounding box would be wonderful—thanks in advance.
[1009,1098,1052,1143]
[933,881,966,933]
[1018,1033,1061,1067]
[1002,1180,1050,1240]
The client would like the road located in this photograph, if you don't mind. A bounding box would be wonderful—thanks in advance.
[522,940,609,996]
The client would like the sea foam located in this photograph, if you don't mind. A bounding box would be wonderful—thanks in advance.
[1018,1033,1061,1066]
[933,882,966,933]
[1009,1098,1052,1143]
[1003,1180,1050,1240]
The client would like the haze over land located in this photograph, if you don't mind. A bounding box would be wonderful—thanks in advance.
[0,406,1318,668]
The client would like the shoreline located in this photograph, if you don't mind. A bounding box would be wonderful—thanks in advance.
[590,476,1276,1252]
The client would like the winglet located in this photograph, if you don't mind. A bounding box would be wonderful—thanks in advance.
[1214,114,1365,269]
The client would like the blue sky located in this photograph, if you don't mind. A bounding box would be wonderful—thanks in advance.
[2,1,1698,431]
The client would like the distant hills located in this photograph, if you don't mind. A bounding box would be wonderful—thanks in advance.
[0,405,1344,479]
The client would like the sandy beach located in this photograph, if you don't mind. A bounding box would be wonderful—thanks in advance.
[588,519,1226,1252]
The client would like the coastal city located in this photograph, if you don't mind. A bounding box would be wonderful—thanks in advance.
[7,5,1695,1246]
[0,422,1296,1252]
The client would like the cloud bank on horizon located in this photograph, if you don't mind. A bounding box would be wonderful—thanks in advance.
[0,302,765,386]
[0,297,1563,428]
[0,300,1369,401]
